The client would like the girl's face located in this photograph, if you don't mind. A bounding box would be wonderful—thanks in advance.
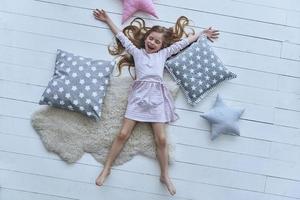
[144,31,164,54]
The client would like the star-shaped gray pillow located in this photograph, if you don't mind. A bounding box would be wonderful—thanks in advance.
[200,95,245,140]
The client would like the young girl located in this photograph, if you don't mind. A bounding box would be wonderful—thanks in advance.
[93,9,219,195]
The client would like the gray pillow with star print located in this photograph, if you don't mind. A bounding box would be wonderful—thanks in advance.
[39,49,115,121]
[165,35,237,105]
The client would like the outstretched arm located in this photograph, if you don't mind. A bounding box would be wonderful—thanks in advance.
[93,9,139,55]
[93,9,120,35]
[162,27,220,58]
[187,27,220,43]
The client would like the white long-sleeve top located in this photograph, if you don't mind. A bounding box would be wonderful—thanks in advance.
[115,31,190,81]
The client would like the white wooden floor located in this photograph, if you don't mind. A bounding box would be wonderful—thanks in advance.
[1,0,300,199]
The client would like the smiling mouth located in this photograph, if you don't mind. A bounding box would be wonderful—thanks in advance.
[147,45,155,51]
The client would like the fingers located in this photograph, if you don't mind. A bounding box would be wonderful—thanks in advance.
[93,9,105,16]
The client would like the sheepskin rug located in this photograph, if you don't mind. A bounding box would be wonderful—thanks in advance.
[31,74,179,166]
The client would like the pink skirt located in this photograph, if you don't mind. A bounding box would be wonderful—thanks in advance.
[124,79,179,123]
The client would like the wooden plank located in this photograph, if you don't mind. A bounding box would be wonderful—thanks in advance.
[232,0,300,12]
[0,29,106,59]
[266,176,300,199]
[274,108,300,128]
[276,93,300,111]
[277,75,300,95]
[0,150,267,193]
[0,168,274,200]
[281,42,300,61]
[0,24,282,59]
[0,188,78,200]
[215,48,300,78]
[286,10,300,28]
[0,169,185,200]
[175,144,300,181]
[2,130,299,183]
[269,142,300,164]
[47,0,287,25]
[2,1,299,45]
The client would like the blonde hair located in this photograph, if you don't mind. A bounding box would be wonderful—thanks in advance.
[109,16,194,79]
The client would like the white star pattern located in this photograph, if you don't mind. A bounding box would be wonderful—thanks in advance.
[73,100,79,105]
[92,92,98,97]
[79,93,84,98]
[72,73,77,78]
[52,81,58,86]
[86,99,91,104]
[85,86,90,91]
[64,93,70,99]
[71,86,77,91]
[98,72,103,77]
[92,79,97,84]
[65,80,70,85]
[79,79,85,85]
[41,50,114,120]
[85,73,91,78]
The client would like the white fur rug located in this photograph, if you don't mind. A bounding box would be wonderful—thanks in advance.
[31,75,179,166]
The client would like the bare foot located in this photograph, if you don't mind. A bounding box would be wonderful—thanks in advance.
[160,176,176,196]
[95,168,111,186]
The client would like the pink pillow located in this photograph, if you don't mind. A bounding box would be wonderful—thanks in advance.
[122,0,158,24]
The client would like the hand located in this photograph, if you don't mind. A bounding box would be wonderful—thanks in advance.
[202,27,219,42]
[93,9,110,23]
